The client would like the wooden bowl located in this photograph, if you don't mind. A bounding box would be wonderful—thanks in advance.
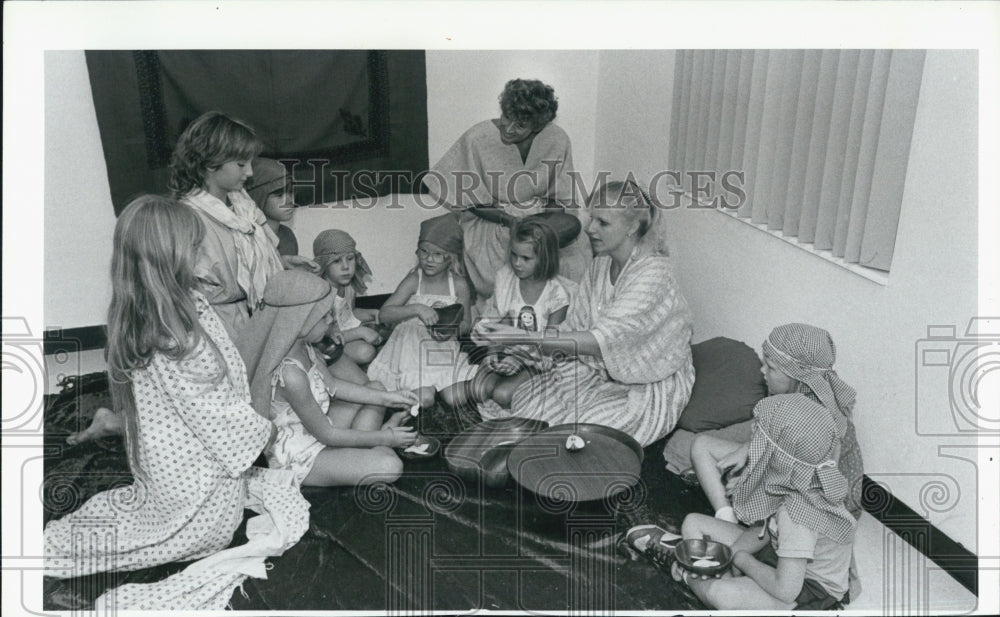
[674,538,734,578]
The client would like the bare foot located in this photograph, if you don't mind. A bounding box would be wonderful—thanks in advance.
[66,406,123,445]
[382,410,411,429]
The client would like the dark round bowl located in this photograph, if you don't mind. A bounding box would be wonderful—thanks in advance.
[674,538,734,577]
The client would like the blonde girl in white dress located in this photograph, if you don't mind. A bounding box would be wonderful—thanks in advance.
[238,270,419,487]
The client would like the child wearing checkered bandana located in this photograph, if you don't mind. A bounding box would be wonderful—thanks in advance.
[690,323,864,523]
[673,395,857,610]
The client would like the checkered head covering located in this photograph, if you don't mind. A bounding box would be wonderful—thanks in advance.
[236,270,334,419]
[763,323,855,433]
[731,394,856,544]
[312,229,373,295]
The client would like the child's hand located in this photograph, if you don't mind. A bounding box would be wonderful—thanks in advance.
[718,449,748,490]
[671,561,714,584]
[474,321,525,343]
[492,356,522,377]
[416,305,439,326]
[357,326,383,345]
[382,425,417,448]
[383,410,411,429]
[381,389,420,410]
[481,352,503,371]
[671,562,688,584]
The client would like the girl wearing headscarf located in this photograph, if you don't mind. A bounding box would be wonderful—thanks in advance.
[313,229,381,365]
[669,396,857,610]
[689,323,865,523]
[367,213,479,408]
[236,270,418,487]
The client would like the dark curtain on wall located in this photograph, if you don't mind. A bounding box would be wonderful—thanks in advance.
[85,50,428,215]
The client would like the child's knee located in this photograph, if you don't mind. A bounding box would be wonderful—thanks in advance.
[691,434,712,459]
[439,385,461,409]
[347,341,376,364]
[492,381,517,408]
[366,447,403,483]
[681,512,711,539]
[356,342,377,364]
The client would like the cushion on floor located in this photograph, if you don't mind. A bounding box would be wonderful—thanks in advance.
[676,337,767,433]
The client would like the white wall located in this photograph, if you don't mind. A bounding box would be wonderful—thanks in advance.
[44,51,116,330]
[595,50,980,550]
[426,51,599,184]
[44,51,602,328]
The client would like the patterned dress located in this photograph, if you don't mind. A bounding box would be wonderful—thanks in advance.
[483,252,695,447]
[367,270,478,391]
[45,292,309,609]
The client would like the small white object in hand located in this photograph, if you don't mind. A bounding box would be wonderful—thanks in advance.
[565,434,585,452]
[404,443,430,454]
[410,403,420,417]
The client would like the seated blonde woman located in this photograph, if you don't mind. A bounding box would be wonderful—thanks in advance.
[474,180,695,447]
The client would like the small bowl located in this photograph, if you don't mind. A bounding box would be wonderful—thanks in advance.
[429,304,464,341]
[674,538,734,578]
[398,434,441,460]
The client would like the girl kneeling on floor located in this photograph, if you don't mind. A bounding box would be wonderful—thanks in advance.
[238,270,418,487]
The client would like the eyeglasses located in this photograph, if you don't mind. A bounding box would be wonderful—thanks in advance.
[500,115,531,132]
[416,248,449,263]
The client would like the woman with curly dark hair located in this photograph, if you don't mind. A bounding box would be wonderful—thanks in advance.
[424,78,591,316]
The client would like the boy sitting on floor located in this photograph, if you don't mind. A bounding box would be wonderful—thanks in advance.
[627,394,857,610]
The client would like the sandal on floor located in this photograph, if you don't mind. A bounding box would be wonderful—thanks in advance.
[624,524,682,571]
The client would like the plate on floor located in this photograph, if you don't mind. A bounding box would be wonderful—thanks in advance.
[506,423,643,502]
[444,417,549,487]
